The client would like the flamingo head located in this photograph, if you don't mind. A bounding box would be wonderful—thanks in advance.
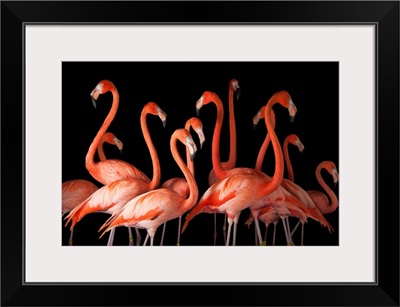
[187,117,205,149]
[112,135,124,153]
[287,134,305,154]
[103,132,124,154]
[90,80,115,108]
[174,128,198,161]
[253,107,276,130]
[230,79,240,100]
[323,161,339,186]
[273,90,297,123]
[145,102,167,128]
[195,91,221,116]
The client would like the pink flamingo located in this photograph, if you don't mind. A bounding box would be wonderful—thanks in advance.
[252,106,333,245]
[290,161,339,236]
[99,128,199,247]
[65,102,166,246]
[159,117,205,246]
[86,80,152,185]
[62,132,123,245]
[307,161,339,214]
[205,79,240,245]
[183,90,306,246]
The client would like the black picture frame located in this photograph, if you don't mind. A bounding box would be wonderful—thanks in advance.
[1,1,399,306]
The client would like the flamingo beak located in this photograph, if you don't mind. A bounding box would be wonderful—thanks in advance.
[114,137,124,154]
[252,111,261,130]
[90,95,97,109]
[186,137,197,161]
[296,140,305,154]
[196,128,205,150]
[288,99,297,123]
[236,87,241,100]
[196,96,204,116]
[332,169,339,187]
[157,108,167,128]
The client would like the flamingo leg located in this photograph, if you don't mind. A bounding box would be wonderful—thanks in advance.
[290,220,301,237]
[254,223,258,246]
[286,218,294,246]
[150,234,154,246]
[69,228,74,246]
[143,233,149,246]
[128,227,134,246]
[252,214,265,246]
[225,219,233,246]
[272,221,277,246]
[177,216,182,246]
[281,218,290,245]
[107,228,116,246]
[264,223,268,244]
[135,228,142,246]
[232,214,240,246]
[160,223,166,246]
[301,222,304,246]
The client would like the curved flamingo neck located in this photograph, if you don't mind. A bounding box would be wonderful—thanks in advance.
[226,86,237,169]
[141,109,161,190]
[85,87,119,169]
[283,137,295,182]
[255,111,276,172]
[171,135,198,209]
[97,137,107,161]
[210,96,226,180]
[316,164,338,214]
[184,122,195,176]
[261,100,284,194]
[255,134,271,171]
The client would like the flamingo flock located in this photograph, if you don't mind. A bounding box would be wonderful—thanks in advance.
[63,78,339,246]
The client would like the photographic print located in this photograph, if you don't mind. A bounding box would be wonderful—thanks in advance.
[62,61,339,247]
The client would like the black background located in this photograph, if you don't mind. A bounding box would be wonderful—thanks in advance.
[62,61,339,246]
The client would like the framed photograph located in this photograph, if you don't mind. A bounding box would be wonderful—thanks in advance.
[2,1,399,306]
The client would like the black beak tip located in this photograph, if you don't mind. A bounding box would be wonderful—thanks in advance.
[236,88,241,100]
[119,149,123,155]
[289,116,295,124]
[90,95,97,109]
[253,124,257,130]
[162,120,167,128]
[333,182,338,188]
[190,152,196,161]
[196,108,201,117]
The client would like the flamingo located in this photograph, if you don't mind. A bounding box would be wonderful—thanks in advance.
[62,132,123,245]
[65,102,166,246]
[252,106,333,245]
[86,80,151,185]
[99,128,199,247]
[290,161,339,236]
[204,79,240,245]
[183,90,307,246]
[159,117,205,246]
[307,161,339,214]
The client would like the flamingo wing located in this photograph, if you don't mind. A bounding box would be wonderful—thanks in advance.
[62,180,98,215]
[100,188,183,237]
[94,159,151,185]
[64,178,149,230]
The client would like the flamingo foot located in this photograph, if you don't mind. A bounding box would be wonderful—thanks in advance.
[259,241,266,246]
[68,238,73,246]
[129,235,134,246]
